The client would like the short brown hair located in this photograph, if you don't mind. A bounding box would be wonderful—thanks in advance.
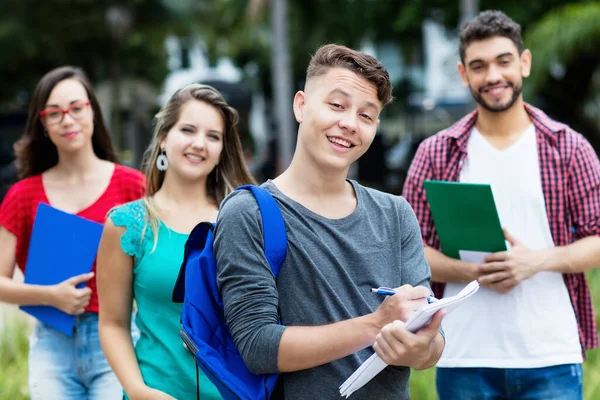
[459,10,524,63]
[306,44,393,106]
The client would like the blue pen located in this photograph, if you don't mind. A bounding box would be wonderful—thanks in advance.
[370,287,397,296]
[371,287,438,303]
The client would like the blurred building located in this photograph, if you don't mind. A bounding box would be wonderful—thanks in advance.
[158,36,270,178]
[93,35,271,176]
[358,18,473,194]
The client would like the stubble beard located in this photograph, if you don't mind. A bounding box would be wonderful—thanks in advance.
[470,81,522,113]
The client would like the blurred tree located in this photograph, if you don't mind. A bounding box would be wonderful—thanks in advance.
[196,0,585,89]
[0,0,203,105]
[0,0,214,157]
[3,0,594,148]
[195,0,599,147]
[524,2,600,147]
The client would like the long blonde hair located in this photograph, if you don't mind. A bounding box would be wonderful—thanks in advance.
[141,84,256,247]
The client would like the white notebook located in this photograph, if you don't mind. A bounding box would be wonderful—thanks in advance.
[339,280,480,398]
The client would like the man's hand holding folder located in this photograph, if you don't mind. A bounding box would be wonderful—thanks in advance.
[374,307,446,370]
[50,271,94,315]
[370,285,446,369]
[478,228,541,294]
[340,281,479,398]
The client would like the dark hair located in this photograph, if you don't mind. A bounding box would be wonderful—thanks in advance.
[459,10,524,63]
[14,66,117,179]
[306,44,393,106]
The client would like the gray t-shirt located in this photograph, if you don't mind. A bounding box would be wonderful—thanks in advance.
[214,180,432,399]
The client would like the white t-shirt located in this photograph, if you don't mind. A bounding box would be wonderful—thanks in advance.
[437,124,582,368]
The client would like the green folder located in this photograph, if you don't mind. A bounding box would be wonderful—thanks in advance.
[423,180,506,259]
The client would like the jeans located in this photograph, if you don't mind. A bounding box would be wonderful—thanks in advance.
[28,313,138,400]
[436,364,583,400]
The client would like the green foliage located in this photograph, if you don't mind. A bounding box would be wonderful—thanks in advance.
[0,0,594,107]
[586,343,600,397]
[410,365,437,400]
[196,0,443,89]
[0,0,198,104]
[523,2,600,96]
[0,314,31,400]
[194,0,589,97]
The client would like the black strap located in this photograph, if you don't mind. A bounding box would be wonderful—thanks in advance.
[196,363,200,400]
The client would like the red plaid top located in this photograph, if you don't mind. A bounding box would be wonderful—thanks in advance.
[403,103,600,351]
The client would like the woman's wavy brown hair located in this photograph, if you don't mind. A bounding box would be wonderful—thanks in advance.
[141,83,256,246]
[14,66,117,179]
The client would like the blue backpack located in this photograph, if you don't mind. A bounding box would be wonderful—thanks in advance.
[172,185,287,400]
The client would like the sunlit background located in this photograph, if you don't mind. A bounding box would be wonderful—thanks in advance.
[1,0,599,398]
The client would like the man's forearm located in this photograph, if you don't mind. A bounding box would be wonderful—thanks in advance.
[538,236,600,274]
[424,246,478,283]
[277,313,382,372]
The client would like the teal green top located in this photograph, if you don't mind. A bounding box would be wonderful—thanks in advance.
[109,200,221,400]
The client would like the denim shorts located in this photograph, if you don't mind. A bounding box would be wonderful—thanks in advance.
[28,312,139,400]
[436,364,583,400]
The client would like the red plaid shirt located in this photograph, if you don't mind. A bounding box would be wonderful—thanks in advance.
[403,103,600,351]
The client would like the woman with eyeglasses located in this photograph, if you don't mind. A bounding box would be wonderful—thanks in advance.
[0,66,145,399]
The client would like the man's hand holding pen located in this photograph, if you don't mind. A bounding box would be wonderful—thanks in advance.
[373,285,431,325]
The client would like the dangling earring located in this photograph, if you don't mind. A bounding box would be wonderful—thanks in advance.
[156,149,168,171]
[214,165,219,184]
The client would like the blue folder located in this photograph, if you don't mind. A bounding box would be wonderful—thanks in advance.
[20,203,104,336]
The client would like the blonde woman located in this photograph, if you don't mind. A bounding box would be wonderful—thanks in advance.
[96,84,255,400]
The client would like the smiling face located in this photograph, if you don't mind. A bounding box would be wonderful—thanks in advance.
[293,67,381,172]
[160,99,224,182]
[41,78,95,154]
[458,36,531,113]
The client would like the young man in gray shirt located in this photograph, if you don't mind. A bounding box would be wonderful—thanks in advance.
[214,44,445,399]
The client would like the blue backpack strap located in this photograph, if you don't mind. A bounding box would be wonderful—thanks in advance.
[237,185,287,277]
[172,222,215,303]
